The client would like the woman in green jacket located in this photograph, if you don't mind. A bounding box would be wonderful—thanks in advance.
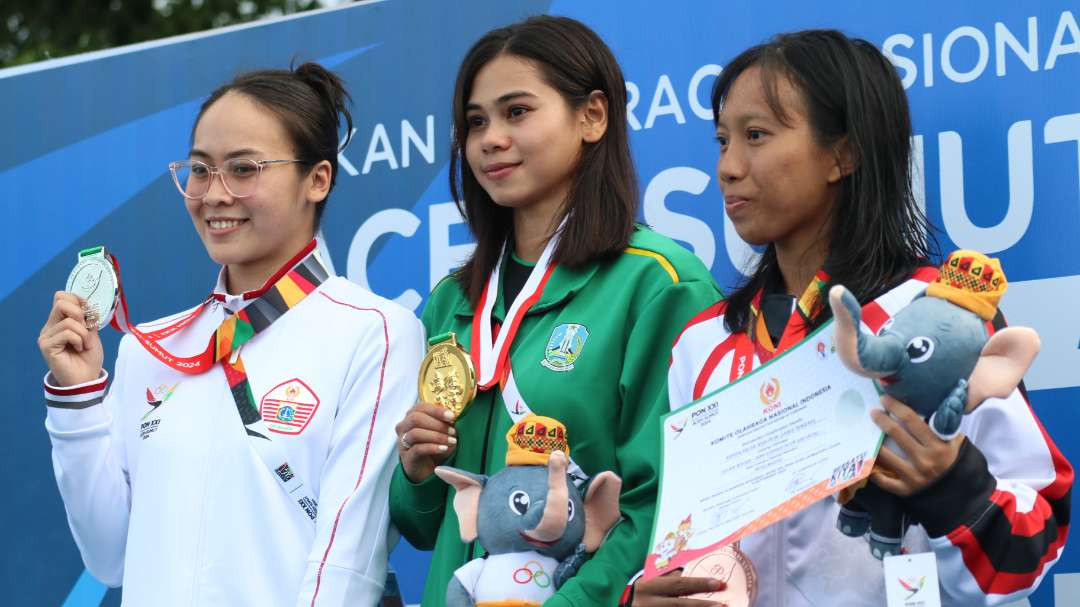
[389,16,720,606]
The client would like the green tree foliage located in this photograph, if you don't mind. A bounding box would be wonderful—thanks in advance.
[2,0,324,68]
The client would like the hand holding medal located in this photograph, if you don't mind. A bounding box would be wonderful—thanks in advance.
[38,247,117,387]
[395,332,476,482]
[65,246,120,331]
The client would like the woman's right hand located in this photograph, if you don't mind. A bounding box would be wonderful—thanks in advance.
[38,291,105,387]
[630,570,727,607]
[394,402,458,482]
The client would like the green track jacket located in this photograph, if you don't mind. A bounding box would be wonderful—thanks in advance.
[389,226,722,606]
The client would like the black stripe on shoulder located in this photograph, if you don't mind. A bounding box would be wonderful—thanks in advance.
[294,262,325,288]
[260,287,289,316]
[246,300,276,333]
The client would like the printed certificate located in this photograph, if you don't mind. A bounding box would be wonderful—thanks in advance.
[646,320,884,578]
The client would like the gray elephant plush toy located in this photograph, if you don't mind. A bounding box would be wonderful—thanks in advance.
[434,414,622,606]
[828,250,1040,558]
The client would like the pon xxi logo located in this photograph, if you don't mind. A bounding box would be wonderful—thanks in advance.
[669,416,689,439]
[140,382,179,440]
[899,576,926,599]
[143,382,179,419]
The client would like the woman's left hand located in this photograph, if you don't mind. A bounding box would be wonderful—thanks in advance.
[870,395,964,496]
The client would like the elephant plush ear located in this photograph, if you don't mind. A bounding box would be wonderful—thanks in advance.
[966,326,1040,412]
[582,472,622,552]
[434,466,487,542]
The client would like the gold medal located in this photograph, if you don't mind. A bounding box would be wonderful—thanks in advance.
[418,332,477,418]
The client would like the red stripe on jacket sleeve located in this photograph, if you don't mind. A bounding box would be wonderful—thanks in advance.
[671,300,726,353]
[44,376,108,396]
[693,334,738,401]
[950,519,1068,595]
[309,292,391,606]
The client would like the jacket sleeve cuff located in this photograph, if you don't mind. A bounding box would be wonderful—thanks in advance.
[619,570,645,606]
[543,593,575,607]
[389,462,447,515]
[903,437,996,537]
[44,370,109,407]
[44,370,111,434]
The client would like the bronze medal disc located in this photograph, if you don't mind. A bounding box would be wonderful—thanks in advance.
[418,333,477,418]
[682,544,758,607]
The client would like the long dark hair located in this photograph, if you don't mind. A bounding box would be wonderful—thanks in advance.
[714,29,938,333]
[194,62,354,227]
[449,15,638,306]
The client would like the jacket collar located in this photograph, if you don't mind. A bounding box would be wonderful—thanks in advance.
[453,259,601,322]
[211,239,318,311]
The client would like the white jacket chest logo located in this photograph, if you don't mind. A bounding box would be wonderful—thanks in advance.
[260,378,321,435]
[139,382,180,439]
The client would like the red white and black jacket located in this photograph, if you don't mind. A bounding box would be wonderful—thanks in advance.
[659,269,1072,606]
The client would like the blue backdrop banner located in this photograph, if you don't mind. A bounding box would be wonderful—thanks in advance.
[2,1,1077,605]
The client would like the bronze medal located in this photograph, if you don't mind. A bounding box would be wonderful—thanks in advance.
[682,543,758,607]
[418,333,477,418]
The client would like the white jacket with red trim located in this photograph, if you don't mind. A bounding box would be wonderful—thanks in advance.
[665,273,1072,607]
[44,267,424,606]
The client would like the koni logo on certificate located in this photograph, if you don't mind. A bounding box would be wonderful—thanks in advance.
[759,378,781,413]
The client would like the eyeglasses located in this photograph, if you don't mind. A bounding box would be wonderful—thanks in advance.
[168,158,307,199]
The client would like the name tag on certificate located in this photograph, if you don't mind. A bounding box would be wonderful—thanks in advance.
[646,319,884,578]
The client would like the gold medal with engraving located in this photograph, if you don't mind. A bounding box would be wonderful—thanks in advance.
[418,332,477,418]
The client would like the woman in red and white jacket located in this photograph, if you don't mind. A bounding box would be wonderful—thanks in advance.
[38,64,424,606]
[626,29,1072,607]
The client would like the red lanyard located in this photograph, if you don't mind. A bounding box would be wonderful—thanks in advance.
[735,269,831,379]
[108,240,322,375]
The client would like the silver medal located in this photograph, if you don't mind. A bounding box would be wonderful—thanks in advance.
[65,249,119,331]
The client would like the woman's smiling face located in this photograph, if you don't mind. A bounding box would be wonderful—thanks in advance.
[464,53,589,214]
[185,91,320,289]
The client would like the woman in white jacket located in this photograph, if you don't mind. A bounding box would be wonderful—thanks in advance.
[38,63,424,606]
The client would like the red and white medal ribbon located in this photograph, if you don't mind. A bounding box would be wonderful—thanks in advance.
[725,269,939,381]
[106,253,219,374]
[470,232,559,389]
[469,224,588,485]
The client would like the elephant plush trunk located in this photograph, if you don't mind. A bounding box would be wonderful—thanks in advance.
[524,451,570,542]
[829,285,904,378]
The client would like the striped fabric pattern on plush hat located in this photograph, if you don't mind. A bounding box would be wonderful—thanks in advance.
[925,249,1007,321]
[505,415,570,466]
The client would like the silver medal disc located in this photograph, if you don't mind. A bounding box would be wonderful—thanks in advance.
[65,253,119,331]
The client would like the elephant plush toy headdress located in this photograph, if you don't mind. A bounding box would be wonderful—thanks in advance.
[828,250,1040,558]
[435,415,622,607]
